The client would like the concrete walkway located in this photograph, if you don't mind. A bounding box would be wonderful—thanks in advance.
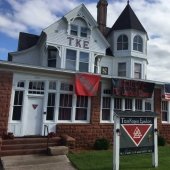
[1,154,76,170]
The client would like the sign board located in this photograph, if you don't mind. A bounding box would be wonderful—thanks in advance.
[113,112,158,170]
[120,117,154,155]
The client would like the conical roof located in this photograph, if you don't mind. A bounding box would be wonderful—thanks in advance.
[109,3,146,33]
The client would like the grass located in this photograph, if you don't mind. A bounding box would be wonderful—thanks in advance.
[68,146,170,170]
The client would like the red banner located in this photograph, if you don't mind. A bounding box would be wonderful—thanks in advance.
[75,74,101,96]
[162,84,170,100]
[112,79,155,98]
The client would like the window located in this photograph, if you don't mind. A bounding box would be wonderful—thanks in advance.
[49,81,56,90]
[133,35,143,52]
[117,35,128,50]
[79,52,89,72]
[46,93,55,121]
[28,81,44,94]
[66,49,76,71]
[114,98,122,111]
[145,101,152,111]
[48,48,57,67]
[17,81,24,88]
[81,27,88,37]
[162,101,168,122]
[118,63,126,77]
[59,94,72,120]
[102,97,111,121]
[135,99,142,111]
[125,98,132,110]
[134,63,142,79]
[70,25,78,36]
[12,91,23,121]
[76,96,88,120]
[58,82,73,121]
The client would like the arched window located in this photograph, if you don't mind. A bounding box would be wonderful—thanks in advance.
[133,35,143,52]
[117,35,128,50]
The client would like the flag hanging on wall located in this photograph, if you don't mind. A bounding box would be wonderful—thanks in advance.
[162,84,170,100]
[75,73,101,96]
[112,78,155,98]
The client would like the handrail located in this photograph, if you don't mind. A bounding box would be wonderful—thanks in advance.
[44,125,49,136]
[44,125,49,153]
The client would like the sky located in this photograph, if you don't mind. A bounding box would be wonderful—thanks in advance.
[0,0,170,82]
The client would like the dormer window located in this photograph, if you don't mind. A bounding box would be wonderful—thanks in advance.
[80,27,88,37]
[70,18,89,38]
[133,35,143,52]
[117,35,128,50]
[70,25,78,36]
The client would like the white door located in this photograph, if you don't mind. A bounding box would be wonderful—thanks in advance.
[24,97,43,135]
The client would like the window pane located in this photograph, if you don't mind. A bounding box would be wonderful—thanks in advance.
[80,52,89,62]
[12,106,22,120]
[135,99,142,111]
[102,109,110,121]
[46,107,54,120]
[48,60,56,68]
[125,99,132,110]
[118,63,126,77]
[76,108,87,120]
[66,49,76,60]
[117,35,128,50]
[14,91,23,105]
[48,50,57,59]
[66,49,76,70]
[59,94,72,107]
[81,27,88,37]
[79,63,88,72]
[48,93,55,106]
[71,25,78,36]
[60,83,73,91]
[76,96,88,107]
[114,98,122,110]
[49,81,56,90]
[58,108,71,120]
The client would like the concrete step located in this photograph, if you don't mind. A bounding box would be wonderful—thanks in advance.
[1,148,46,156]
[2,137,61,145]
[1,155,76,170]
[2,143,56,150]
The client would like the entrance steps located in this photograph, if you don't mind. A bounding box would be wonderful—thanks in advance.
[0,137,61,156]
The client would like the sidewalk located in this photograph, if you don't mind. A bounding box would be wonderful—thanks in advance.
[1,154,76,170]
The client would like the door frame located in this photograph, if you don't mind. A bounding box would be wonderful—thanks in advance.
[22,95,44,136]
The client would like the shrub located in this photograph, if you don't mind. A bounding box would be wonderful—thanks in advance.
[94,138,110,150]
[158,135,166,146]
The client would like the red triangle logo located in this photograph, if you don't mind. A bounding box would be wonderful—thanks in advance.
[32,104,38,110]
[121,124,152,146]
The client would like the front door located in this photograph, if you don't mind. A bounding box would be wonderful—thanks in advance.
[24,97,43,135]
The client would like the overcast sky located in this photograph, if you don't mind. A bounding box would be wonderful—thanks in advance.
[0,0,170,82]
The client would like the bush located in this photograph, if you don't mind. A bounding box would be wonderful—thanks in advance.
[94,138,110,150]
[158,135,166,146]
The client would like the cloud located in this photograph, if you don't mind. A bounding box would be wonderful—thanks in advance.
[0,47,10,60]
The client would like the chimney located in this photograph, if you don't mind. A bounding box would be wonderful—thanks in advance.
[97,0,108,35]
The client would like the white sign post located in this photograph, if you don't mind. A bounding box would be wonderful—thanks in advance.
[113,114,120,170]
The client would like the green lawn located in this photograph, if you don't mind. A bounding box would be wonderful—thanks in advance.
[68,146,170,170]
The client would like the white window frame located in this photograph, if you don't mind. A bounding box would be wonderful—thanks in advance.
[118,62,126,77]
[101,83,114,123]
[161,100,170,123]
[117,34,128,50]
[65,48,89,72]
[134,63,142,79]
[133,35,143,52]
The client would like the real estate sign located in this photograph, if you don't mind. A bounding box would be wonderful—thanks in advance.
[120,117,154,155]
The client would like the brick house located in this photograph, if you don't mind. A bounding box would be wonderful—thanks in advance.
[0,0,170,148]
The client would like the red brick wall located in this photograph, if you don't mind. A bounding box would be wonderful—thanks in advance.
[160,124,170,144]
[0,71,13,136]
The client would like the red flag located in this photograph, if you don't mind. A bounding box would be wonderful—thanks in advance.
[75,73,101,96]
